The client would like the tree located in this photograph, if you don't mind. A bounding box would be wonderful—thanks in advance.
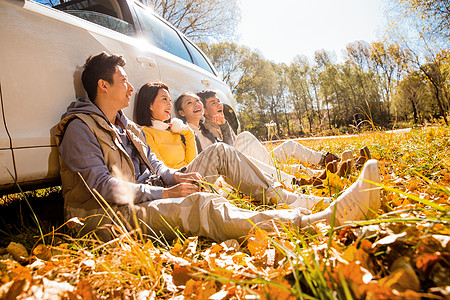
[143,0,240,41]
[368,42,407,121]
[288,56,316,134]
[197,42,250,92]
[393,71,431,123]
[397,0,450,39]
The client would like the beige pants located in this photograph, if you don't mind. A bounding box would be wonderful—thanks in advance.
[234,132,324,187]
[235,131,324,165]
[75,143,323,242]
[135,143,319,242]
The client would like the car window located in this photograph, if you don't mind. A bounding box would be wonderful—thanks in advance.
[65,10,134,35]
[133,4,192,63]
[52,0,135,36]
[183,39,216,75]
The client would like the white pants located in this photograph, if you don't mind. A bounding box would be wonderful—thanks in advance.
[234,132,324,187]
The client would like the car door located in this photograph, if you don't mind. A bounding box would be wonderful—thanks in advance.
[0,0,160,188]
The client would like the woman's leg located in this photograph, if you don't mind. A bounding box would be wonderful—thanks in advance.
[136,160,380,242]
[272,140,325,165]
[185,143,327,210]
[235,132,323,175]
[234,131,274,165]
[245,155,296,189]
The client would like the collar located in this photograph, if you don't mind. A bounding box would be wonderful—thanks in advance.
[188,122,200,131]
[151,120,170,131]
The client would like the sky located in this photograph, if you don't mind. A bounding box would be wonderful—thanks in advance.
[237,0,388,64]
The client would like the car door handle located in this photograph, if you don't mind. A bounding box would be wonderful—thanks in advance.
[136,56,157,68]
[201,79,211,87]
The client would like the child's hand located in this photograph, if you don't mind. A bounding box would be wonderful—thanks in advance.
[212,113,226,125]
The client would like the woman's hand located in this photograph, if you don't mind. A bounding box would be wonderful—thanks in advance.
[162,183,200,198]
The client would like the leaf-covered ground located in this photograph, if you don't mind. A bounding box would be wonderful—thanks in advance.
[1,125,449,299]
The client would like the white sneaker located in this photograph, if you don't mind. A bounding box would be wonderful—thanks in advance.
[330,159,381,225]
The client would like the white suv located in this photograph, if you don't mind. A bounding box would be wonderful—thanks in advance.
[0,0,238,192]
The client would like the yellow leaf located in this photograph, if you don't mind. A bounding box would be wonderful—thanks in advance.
[183,279,217,300]
[371,152,381,160]
[323,173,344,190]
[341,245,358,262]
[209,243,223,254]
[232,252,248,266]
[247,230,269,258]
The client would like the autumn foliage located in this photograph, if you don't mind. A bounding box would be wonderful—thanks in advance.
[1,125,449,299]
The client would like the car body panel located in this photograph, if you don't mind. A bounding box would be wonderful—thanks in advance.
[0,0,237,192]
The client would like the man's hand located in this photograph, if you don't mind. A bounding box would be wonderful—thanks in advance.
[211,113,226,125]
[173,171,203,184]
[162,183,200,198]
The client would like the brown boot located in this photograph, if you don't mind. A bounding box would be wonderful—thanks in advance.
[318,161,338,180]
[292,177,323,187]
[337,159,352,177]
[355,146,371,168]
[360,146,371,159]
[310,177,323,187]
[323,152,339,166]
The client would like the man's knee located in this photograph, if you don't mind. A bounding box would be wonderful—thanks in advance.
[236,131,255,141]
[204,142,233,157]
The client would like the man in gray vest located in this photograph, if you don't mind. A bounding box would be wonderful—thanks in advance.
[55,52,381,242]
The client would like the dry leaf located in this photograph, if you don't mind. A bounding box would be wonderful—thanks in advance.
[3,279,27,300]
[172,265,192,286]
[184,279,217,300]
[32,244,52,261]
[75,280,96,300]
[247,231,269,258]
[66,217,84,229]
[6,242,28,263]
[379,257,420,292]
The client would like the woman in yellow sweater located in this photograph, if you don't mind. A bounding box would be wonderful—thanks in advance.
[134,82,197,169]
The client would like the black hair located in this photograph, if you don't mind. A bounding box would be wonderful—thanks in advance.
[81,52,126,102]
[196,90,217,106]
[135,82,170,126]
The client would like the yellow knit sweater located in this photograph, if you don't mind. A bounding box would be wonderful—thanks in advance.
[143,126,197,169]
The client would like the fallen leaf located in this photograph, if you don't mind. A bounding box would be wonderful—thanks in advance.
[6,242,28,263]
[172,265,191,286]
[75,280,96,300]
[247,231,269,259]
[3,279,26,300]
[66,217,84,229]
[32,244,52,261]
[379,257,420,292]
